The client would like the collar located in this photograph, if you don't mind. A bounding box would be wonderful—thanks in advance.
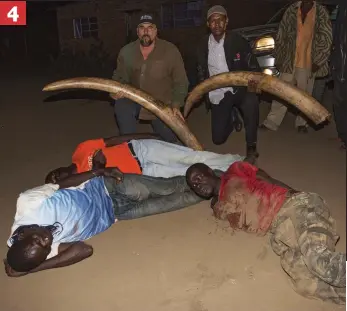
[209,33,226,45]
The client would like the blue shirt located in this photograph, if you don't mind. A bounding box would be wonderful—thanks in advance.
[7,177,115,258]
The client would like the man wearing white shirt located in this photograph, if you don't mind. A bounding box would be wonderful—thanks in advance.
[4,168,203,277]
[196,5,261,163]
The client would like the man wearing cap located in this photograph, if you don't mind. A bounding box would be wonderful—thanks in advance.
[196,5,261,163]
[111,12,188,143]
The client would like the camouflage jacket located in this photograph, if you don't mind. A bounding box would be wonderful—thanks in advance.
[275,1,333,77]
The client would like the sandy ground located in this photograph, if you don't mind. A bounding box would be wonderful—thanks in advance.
[0,72,345,311]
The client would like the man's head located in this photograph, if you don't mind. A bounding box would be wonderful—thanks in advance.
[207,5,228,39]
[45,165,76,184]
[137,12,158,47]
[186,163,221,199]
[7,225,53,272]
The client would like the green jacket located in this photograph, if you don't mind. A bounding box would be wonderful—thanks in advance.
[275,1,333,77]
[112,39,188,108]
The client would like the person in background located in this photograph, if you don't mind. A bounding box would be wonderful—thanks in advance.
[330,1,347,149]
[261,0,333,133]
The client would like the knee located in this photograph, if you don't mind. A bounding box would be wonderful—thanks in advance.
[212,134,228,145]
[243,93,259,109]
[114,98,136,112]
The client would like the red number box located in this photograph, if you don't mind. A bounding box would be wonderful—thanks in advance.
[0,1,26,26]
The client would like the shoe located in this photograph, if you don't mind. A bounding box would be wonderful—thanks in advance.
[244,144,259,165]
[259,124,273,131]
[297,126,308,133]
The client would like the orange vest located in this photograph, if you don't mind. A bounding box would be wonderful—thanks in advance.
[72,139,142,175]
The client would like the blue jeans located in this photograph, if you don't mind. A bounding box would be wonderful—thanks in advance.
[114,98,177,143]
[131,139,245,178]
[104,175,203,220]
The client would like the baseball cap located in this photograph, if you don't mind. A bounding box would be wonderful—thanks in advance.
[137,12,159,27]
[207,5,227,20]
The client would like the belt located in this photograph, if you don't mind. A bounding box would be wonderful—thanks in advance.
[128,142,143,172]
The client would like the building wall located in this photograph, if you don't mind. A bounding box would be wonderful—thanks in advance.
[56,0,283,64]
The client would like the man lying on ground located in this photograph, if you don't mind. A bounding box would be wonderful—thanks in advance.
[45,133,245,183]
[4,167,203,277]
[186,162,346,305]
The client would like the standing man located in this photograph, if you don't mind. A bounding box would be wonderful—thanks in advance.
[196,5,261,163]
[330,1,347,149]
[261,0,333,133]
[111,12,188,143]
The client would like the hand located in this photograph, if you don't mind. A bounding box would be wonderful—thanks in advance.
[110,91,126,100]
[311,63,320,73]
[3,259,28,277]
[172,107,185,121]
[92,150,106,170]
[102,167,123,183]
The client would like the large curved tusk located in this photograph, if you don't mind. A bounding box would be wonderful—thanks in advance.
[184,71,331,125]
[43,77,203,150]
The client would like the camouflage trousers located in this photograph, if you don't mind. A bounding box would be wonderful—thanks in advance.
[269,192,346,305]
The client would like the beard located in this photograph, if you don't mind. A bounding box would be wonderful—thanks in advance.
[140,35,153,47]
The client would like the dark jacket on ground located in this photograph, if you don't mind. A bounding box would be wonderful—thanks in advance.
[196,31,260,110]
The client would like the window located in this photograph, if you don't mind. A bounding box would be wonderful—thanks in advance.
[161,0,203,29]
[73,17,98,39]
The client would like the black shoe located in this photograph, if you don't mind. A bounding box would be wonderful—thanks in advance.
[244,144,259,165]
[297,126,308,133]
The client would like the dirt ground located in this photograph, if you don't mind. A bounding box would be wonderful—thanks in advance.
[0,71,345,311]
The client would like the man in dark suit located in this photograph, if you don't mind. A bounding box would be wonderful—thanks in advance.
[196,5,261,163]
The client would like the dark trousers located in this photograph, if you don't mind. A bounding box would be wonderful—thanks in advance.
[114,98,177,143]
[210,89,259,146]
[333,89,347,146]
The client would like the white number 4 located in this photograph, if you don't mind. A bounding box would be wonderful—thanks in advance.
[7,6,19,23]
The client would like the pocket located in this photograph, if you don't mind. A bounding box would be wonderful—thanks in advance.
[149,60,167,80]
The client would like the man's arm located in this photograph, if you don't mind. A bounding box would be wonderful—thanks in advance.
[56,167,122,189]
[195,39,211,111]
[55,169,103,189]
[103,133,161,148]
[313,6,333,69]
[112,49,130,84]
[170,46,189,108]
[31,242,93,273]
[4,242,93,277]
[274,8,290,66]
[196,41,207,84]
